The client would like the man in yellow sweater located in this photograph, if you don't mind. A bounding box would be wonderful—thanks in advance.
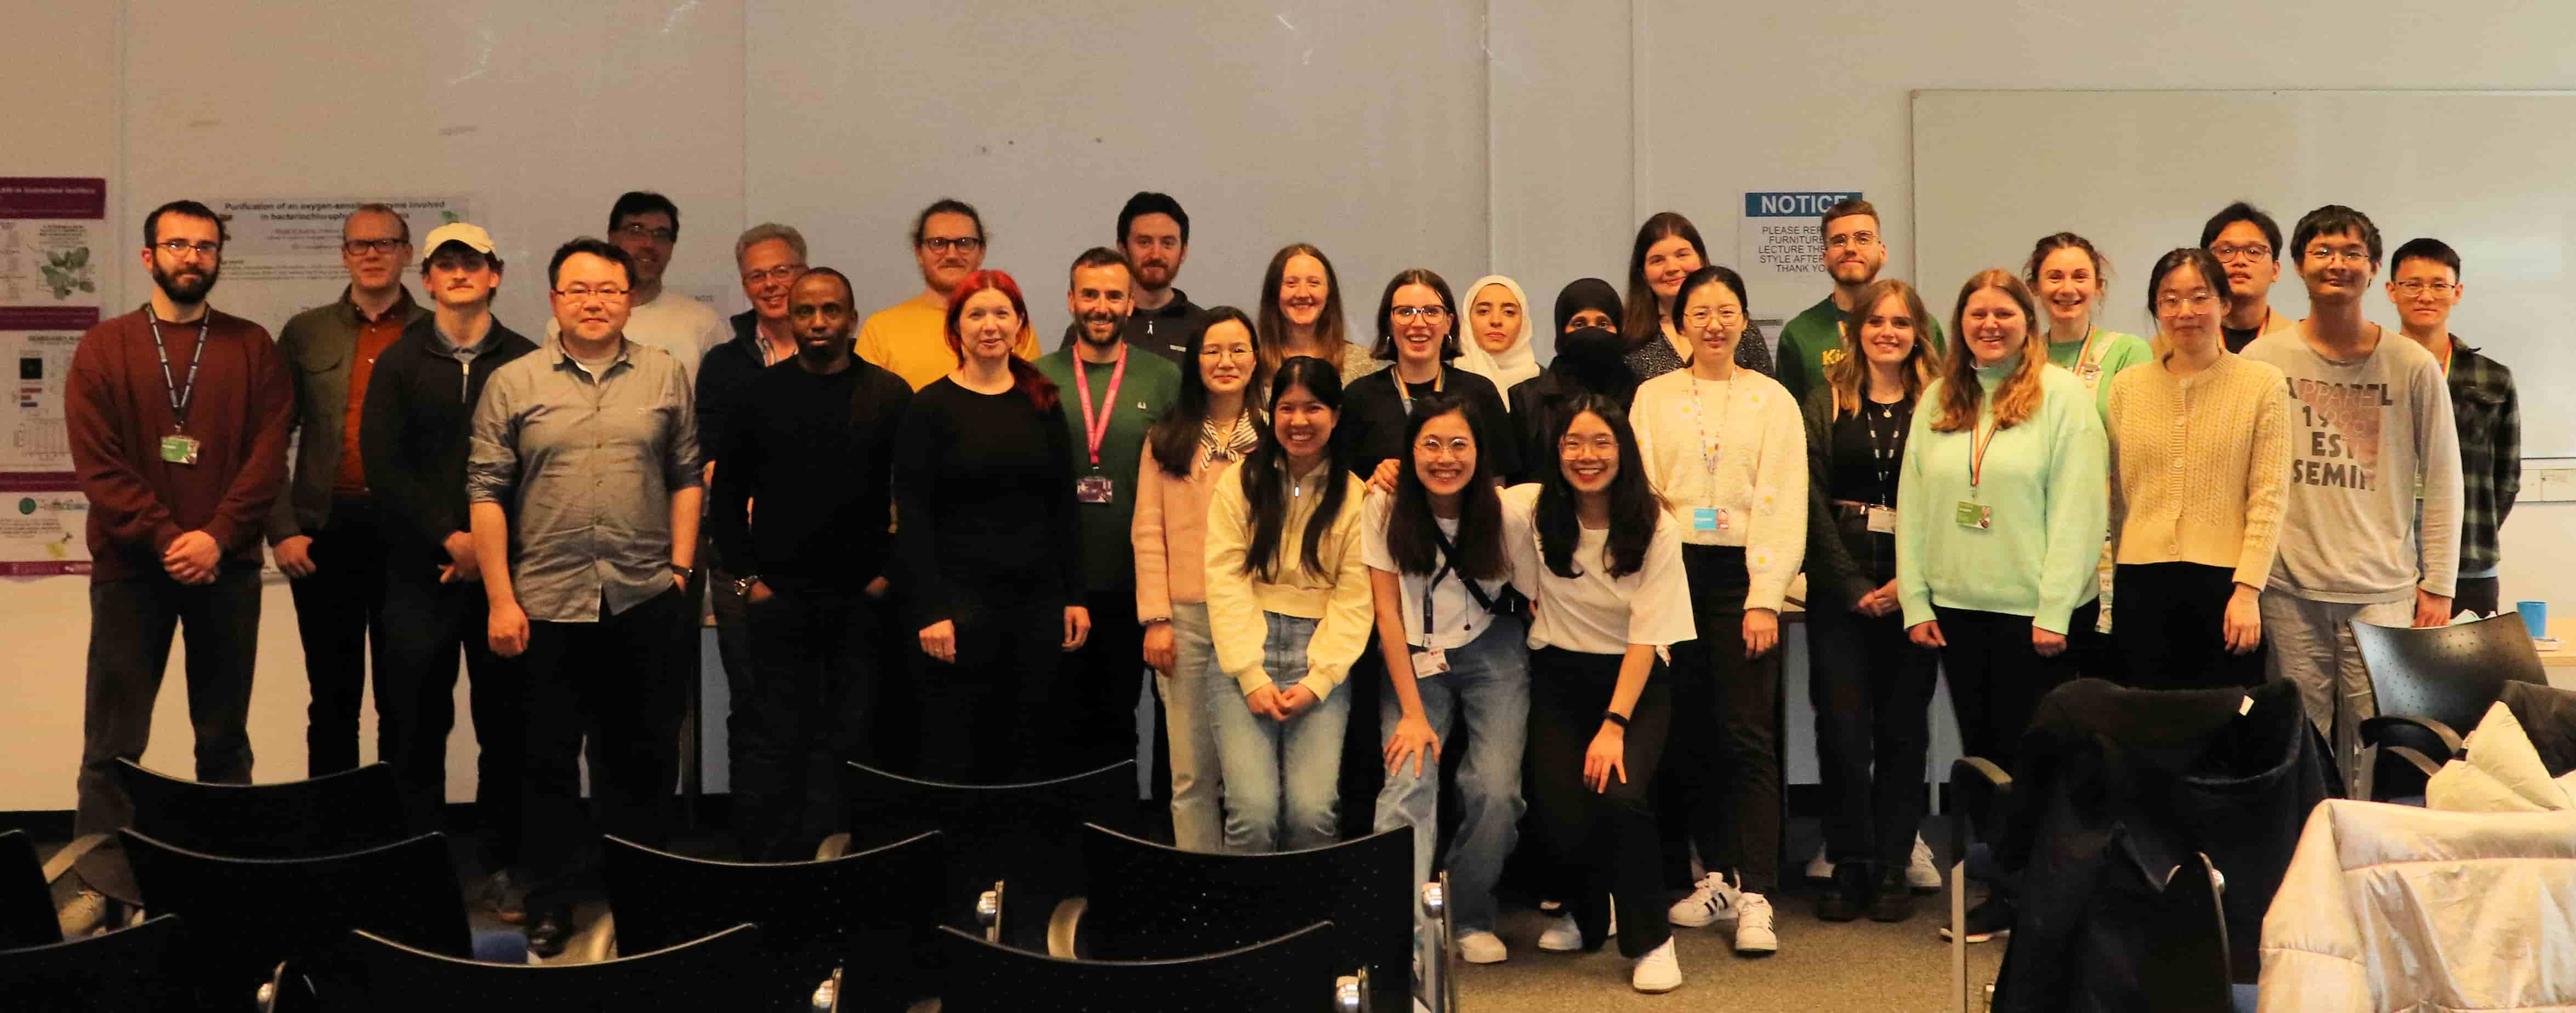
[855,198,1039,389]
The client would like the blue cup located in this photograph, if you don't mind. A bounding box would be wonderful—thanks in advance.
[2517,601,2549,639]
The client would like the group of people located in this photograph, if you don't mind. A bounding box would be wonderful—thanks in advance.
[58,187,2520,994]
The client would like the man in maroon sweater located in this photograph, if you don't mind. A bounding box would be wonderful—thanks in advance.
[58,200,293,934]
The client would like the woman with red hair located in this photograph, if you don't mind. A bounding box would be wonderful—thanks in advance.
[891,269,1091,782]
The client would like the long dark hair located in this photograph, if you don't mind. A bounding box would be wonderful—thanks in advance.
[1148,306,1265,477]
[1370,268,1463,362]
[1622,212,1707,349]
[1240,356,1352,581]
[1385,392,1506,582]
[942,270,1056,411]
[1536,395,1661,580]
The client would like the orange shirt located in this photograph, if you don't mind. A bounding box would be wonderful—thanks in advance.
[332,312,407,494]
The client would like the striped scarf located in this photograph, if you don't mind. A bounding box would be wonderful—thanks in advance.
[1200,409,1260,468]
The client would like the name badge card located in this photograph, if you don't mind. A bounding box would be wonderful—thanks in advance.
[1076,475,1114,504]
[1954,500,1992,530]
[1866,505,1897,534]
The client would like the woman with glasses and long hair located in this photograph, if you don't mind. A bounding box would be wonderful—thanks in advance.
[1620,213,1773,383]
[1364,391,1527,966]
[1255,242,1382,383]
[1897,270,2107,943]
[1202,356,1373,852]
[1134,308,1269,852]
[1502,395,1698,993]
[890,269,1089,783]
[1343,269,1521,493]
[2105,249,2291,688]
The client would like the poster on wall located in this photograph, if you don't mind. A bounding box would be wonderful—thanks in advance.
[0,490,88,576]
[0,178,104,553]
[209,195,474,332]
[1739,190,1861,333]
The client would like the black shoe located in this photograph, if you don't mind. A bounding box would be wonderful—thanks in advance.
[1869,869,1914,923]
[1816,861,1875,922]
[1936,895,2013,944]
[476,869,526,925]
[526,908,575,959]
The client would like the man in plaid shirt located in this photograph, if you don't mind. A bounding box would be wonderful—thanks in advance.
[2388,237,2521,616]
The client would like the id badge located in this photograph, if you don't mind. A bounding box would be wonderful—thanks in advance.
[2077,364,2102,389]
[1865,505,1897,534]
[160,434,200,465]
[1411,647,1451,676]
[1075,475,1114,504]
[1954,500,1992,530]
[1692,506,1721,532]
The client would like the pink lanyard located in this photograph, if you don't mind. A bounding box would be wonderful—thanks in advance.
[1074,343,1129,469]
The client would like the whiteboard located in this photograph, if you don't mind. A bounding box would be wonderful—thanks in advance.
[1914,90,2574,457]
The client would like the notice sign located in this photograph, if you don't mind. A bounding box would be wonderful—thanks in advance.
[1740,191,1861,326]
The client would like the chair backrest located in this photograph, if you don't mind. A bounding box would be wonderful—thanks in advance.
[2140,853,2233,1012]
[844,760,1132,946]
[0,914,184,1012]
[333,923,763,1013]
[0,829,59,948]
[935,921,1341,1013]
[1077,824,1410,1013]
[115,758,407,859]
[602,831,943,1012]
[2353,613,2549,734]
[122,829,467,1012]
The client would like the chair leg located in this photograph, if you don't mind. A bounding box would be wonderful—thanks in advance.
[976,880,1004,944]
[1335,966,1369,1013]
[1420,872,1458,1013]
[1951,834,1969,1012]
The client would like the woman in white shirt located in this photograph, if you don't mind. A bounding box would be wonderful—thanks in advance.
[1501,394,1698,993]
[1363,391,1526,966]
[1628,265,1805,955]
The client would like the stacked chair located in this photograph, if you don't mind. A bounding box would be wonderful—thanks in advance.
[0,827,186,1012]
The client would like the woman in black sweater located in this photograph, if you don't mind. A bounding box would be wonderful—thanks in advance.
[891,269,1088,783]
[1340,268,1520,492]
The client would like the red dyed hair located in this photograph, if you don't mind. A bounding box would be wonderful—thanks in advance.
[943,269,1058,411]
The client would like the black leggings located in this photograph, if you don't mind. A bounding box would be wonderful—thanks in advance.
[2112,562,2266,690]
[1934,601,2097,773]
[1525,647,1671,959]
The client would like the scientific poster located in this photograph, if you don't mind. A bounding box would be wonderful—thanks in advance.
[0,491,87,576]
[0,177,107,334]
[0,178,101,565]
[209,194,474,329]
[1739,190,1861,330]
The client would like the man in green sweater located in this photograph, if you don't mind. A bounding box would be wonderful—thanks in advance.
[1775,198,1944,406]
[1036,247,1183,769]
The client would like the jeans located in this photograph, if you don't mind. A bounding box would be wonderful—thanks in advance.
[376,562,522,863]
[1808,592,1940,870]
[1157,601,1223,852]
[2112,562,2266,690]
[1660,544,1783,895]
[696,536,753,798]
[1370,616,1529,934]
[284,500,390,776]
[1210,612,1352,853]
[1525,647,1671,959]
[737,582,885,861]
[521,588,689,915]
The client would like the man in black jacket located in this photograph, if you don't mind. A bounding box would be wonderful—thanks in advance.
[357,221,538,918]
[712,266,911,861]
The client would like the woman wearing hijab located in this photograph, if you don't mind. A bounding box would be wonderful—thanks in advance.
[1508,279,1633,486]
[1455,275,1542,396]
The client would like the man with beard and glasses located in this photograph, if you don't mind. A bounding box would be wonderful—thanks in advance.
[546,191,729,385]
[709,267,911,860]
[1035,248,1181,767]
[266,203,424,779]
[59,200,293,935]
[1773,198,1945,406]
[857,198,1038,389]
[1113,191,1201,363]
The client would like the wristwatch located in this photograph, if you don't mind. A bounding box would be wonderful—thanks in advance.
[1139,616,1172,628]
[733,574,761,597]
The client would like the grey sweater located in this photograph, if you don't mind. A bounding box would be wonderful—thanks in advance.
[2242,327,2461,604]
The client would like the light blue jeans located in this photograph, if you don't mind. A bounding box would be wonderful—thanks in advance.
[1370,616,1529,934]
[1210,612,1352,853]
[1157,601,1222,853]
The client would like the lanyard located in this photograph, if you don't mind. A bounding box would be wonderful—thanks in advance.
[1966,413,2001,499]
[1073,343,1129,469]
[2073,325,2103,371]
[1863,400,1905,505]
[1683,374,1735,505]
[1394,367,1443,412]
[145,307,209,432]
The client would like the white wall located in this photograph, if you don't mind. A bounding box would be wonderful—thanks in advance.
[5,0,2569,811]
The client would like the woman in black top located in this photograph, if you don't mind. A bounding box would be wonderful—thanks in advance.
[1341,268,1520,492]
[891,269,1088,783]
[1619,213,1773,382]
[1508,278,1631,485]
[1798,278,1943,921]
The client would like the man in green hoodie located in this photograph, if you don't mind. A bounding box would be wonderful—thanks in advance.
[1773,198,1944,405]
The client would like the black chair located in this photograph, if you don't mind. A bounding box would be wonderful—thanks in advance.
[0,914,185,1012]
[2139,853,2234,1013]
[830,759,1131,950]
[122,829,468,1012]
[600,831,942,1012]
[1061,824,1420,1013]
[117,758,406,859]
[330,924,761,1012]
[1,829,59,948]
[1946,756,2011,1013]
[935,921,1364,1013]
[2353,614,2549,800]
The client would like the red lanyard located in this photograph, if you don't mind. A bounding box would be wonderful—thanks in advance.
[1074,343,1129,468]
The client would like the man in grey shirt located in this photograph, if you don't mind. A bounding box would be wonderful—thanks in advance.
[2242,204,2462,789]
[468,236,702,956]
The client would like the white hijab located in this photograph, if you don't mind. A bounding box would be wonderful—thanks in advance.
[1453,274,1541,400]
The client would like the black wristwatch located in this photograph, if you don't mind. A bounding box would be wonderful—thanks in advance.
[1601,710,1630,729]
[733,574,760,596]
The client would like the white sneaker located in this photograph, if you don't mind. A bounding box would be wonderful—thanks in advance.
[1667,872,1739,927]
[1907,834,1943,892]
[1732,892,1778,954]
[1536,914,1583,952]
[55,889,113,939]
[1805,841,1835,882]
[1630,938,1683,993]
[1457,930,1507,964]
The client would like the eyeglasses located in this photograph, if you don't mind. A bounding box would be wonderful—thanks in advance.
[1390,306,1450,322]
[342,238,410,255]
[2210,243,2272,263]
[554,285,630,302]
[154,240,221,258]
[1682,306,1744,327]
[2305,247,2373,265]
[618,223,677,243]
[1559,435,1619,454]
[920,236,983,254]
[742,264,806,286]
[2155,293,2221,312]
[1416,436,1475,458]
[1825,231,1880,249]
[2392,280,2458,296]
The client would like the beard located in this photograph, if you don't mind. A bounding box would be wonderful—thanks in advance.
[152,260,218,304]
[1079,314,1123,345]
[798,328,855,364]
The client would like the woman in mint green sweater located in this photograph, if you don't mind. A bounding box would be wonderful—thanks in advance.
[1895,269,2106,943]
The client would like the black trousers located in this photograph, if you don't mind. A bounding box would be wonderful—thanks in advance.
[1809,591,1940,869]
[1657,544,1783,895]
[915,594,1067,784]
[1062,590,1145,771]
[1935,600,2097,773]
[693,536,753,813]
[2453,576,2500,618]
[521,588,688,914]
[285,500,390,776]
[377,561,522,863]
[75,567,261,903]
[736,583,886,861]
[1526,648,1671,959]
[2112,562,2266,690]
